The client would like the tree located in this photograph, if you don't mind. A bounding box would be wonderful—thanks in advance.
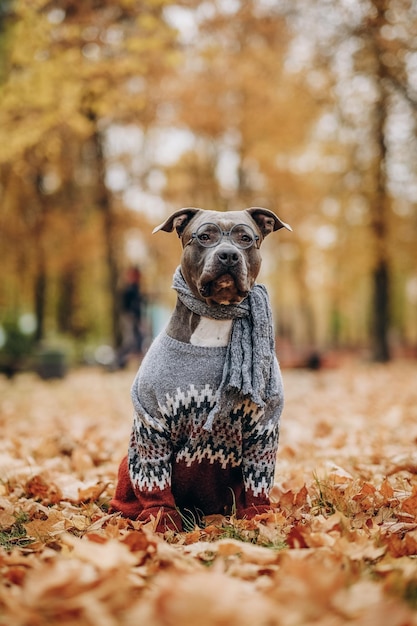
[365,0,392,361]
[1,0,416,359]
[245,0,417,358]
[0,0,179,345]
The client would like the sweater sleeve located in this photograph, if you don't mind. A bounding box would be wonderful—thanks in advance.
[127,379,182,530]
[239,391,283,517]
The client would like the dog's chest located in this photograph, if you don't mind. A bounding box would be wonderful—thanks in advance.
[190,317,233,347]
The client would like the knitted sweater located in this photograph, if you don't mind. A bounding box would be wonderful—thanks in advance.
[111,331,284,529]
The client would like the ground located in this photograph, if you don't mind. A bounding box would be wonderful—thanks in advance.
[0,360,417,625]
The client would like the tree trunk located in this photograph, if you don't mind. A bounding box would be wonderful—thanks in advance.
[370,126,391,363]
[372,260,390,361]
[34,256,47,342]
[57,267,78,336]
[33,177,48,343]
[369,1,391,362]
[90,122,121,348]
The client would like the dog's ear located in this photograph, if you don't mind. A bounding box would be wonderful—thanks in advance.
[246,207,292,238]
[152,208,202,238]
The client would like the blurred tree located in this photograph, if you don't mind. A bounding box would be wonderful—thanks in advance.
[309,0,415,360]
[0,0,179,346]
[157,0,417,359]
[1,0,416,361]
[365,0,392,362]
[156,0,332,352]
[158,1,322,349]
[163,2,319,207]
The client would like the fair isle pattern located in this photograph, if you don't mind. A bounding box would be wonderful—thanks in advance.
[158,384,216,424]
[128,382,280,498]
[128,417,172,492]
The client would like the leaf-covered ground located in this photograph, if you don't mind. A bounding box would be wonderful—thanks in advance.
[1,361,417,625]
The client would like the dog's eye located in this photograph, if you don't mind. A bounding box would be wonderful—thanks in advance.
[194,224,221,247]
[230,226,256,248]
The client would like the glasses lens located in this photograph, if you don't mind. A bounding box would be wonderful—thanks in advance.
[195,223,221,247]
[230,224,256,249]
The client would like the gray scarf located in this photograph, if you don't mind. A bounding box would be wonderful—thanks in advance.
[172,266,279,431]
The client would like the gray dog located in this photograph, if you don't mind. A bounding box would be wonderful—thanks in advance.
[111,207,291,532]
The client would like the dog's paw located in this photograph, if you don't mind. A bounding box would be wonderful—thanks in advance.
[157,509,184,533]
[237,504,273,520]
[137,507,184,533]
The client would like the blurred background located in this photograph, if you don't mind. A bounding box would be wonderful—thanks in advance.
[0,0,416,377]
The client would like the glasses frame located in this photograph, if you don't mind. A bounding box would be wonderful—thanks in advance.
[187,222,260,250]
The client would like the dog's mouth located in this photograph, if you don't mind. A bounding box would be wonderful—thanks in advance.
[199,273,248,305]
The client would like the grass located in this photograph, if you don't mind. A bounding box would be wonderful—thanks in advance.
[213,517,287,550]
[310,472,366,519]
[0,512,34,551]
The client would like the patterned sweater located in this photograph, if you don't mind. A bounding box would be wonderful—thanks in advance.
[111,332,284,531]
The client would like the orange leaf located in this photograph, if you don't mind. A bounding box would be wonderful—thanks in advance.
[77,482,107,502]
[85,533,107,544]
[25,475,62,505]
[352,483,376,501]
[400,490,417,518]
[385,531,417,557]
[379,479,394,500]
[287,525,309,549]
[294,485,309,508]
[121,529,153,553]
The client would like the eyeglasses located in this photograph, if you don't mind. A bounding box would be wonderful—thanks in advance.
[188,222,260,249]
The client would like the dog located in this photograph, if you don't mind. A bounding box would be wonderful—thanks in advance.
[111,207,291,532]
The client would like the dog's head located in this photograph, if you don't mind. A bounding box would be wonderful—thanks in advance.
[153,207,291,306]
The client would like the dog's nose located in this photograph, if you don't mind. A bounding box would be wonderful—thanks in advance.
[217,247,239,267]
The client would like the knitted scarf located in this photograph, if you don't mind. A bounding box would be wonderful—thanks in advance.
[172,266,279,431]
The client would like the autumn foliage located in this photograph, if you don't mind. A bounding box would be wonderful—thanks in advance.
[1,361,417,624]
[1,0,417,362]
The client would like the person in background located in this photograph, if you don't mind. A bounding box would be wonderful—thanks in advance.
[117,266,144,368]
